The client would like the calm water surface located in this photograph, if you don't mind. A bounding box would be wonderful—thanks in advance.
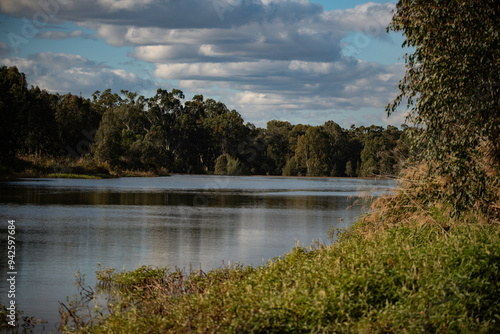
[0,175,394,332]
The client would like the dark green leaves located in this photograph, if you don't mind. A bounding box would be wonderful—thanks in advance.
[388,0,500,217]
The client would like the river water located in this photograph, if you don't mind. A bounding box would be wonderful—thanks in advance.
[0,175,394,332]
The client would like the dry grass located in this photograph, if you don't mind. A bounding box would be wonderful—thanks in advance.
[357,162,499,238]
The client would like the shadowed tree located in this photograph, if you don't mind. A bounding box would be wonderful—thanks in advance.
[0,66,28,159]
[387,0,500,215]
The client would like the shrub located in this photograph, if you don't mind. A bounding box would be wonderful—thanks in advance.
[214,154,244,175]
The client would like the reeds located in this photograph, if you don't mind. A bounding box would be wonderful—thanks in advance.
[58,263,250,333]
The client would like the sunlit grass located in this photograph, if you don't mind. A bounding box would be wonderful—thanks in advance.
[60,199,500,333]
[46,173,114,179]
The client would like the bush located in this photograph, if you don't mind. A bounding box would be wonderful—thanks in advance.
[214,154,244,175]
[282,156,299,176]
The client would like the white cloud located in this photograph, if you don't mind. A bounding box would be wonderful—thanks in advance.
[324,2,394,38]
[166,58,403,127]
[0,0,404,126]
[134,45,201,62]
[93,24,129,47]
[0,52,152,95]
[96,0,157,12]
[154,60,285,80]
[37,30,88,40]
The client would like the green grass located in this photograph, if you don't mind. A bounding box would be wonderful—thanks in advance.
[46,173,115,179]
[60,205,500,333]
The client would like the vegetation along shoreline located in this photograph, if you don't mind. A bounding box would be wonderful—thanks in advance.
[1,0,499,332]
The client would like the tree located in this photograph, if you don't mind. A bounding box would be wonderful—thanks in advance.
[294,134,309,176]
[214,153,243,175]
[146,88,185,154]
[387,0,500,215]
[55,93,102,158]
[304,126,330,176]
[0,66,28,159]
[322,121,349,176]
[22,87,59,156]
[204,104,248,170]
[92,105,127,168]
[265,120,294,174]
[345,160,354,177]
[282,157,299,176]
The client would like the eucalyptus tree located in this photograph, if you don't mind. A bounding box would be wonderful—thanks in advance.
[387,0,500,215]
[265,120,295,174]
[23,87,59,156]
[145,88,185,154]
[203,100,249,171]
[55,93,102,157]
[0,66,28,159]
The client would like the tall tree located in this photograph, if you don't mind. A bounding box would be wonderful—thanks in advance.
[0,66,28,159]
[387,0,500,214]
[204,102,248,170]
[322,121,348,176]
[265,120,294,174]
[55,93,102,158]
[146,88,186,155]
[22,87,59,156]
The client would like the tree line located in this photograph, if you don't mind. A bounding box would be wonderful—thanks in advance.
[0,65,406,177]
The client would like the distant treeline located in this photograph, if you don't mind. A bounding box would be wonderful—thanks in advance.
[0,65,407,177]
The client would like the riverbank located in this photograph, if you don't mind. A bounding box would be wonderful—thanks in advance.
[59,182,500,333]
[1,155,391,181]
[0,155,172,180]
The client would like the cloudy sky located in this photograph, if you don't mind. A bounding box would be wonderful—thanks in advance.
[0,0,409,128]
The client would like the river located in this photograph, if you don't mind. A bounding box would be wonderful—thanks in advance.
[0,175,394,332]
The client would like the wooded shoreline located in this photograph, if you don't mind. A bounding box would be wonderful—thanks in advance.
[1,66,406,181]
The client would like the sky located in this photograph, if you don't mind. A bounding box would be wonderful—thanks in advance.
[0,0,409,128]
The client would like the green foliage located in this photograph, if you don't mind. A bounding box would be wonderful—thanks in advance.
[65,205,500,333]
[344,160,354,177]
[22,87,59,156]
[282,156,299,176]
[388,0,500,216]
[46,173,113,179]
[226,156,244,175]
[214,154,229,175]
[0,66,404,178]
[96,265,169,291]
[215,153,244,175]
[55,93,101,156]
[0,66,28,159]
[264,120,295,174]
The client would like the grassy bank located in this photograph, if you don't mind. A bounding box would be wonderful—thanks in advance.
[0,155,171,179]
[0,155,112,179]
[60,189,500,333]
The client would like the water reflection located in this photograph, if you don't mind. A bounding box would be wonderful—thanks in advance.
[0,175,394,332]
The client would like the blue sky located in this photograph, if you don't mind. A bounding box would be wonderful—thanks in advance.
[0,0,408,128]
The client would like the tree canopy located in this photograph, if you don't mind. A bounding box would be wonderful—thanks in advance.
[387,0,500,215]
[1,65,405,178]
